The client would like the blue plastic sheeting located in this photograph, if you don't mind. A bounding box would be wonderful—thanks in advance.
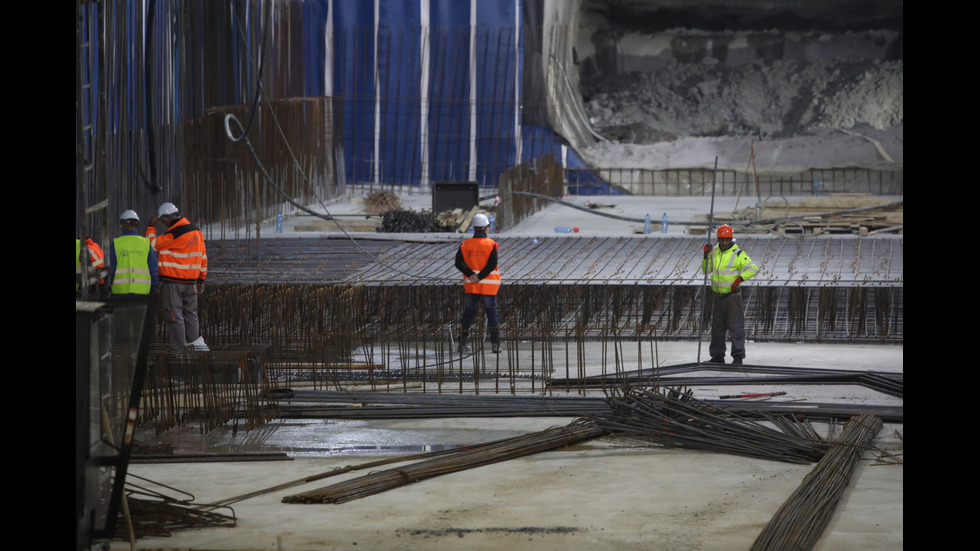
[322,0,607,192]
[522,126,616,196]
[79,0,589,191]
[328,0,529,188]
[564,148,619,195]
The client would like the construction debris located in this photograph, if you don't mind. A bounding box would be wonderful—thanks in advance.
[436,205,495,232]
[377,208,440,233]
[689,193,904,236]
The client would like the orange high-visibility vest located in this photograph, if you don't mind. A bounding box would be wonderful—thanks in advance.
[147,217,208,283]
[459,237,501,295]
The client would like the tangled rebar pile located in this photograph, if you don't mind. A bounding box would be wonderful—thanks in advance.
[752,413,884,550]
[592,386,830,464]
[119,474,237,540]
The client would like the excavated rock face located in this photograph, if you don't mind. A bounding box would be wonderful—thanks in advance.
[576,0,903,143]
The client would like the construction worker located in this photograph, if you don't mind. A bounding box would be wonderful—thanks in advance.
[76,237,107,296]
[108,209,159,296]
[148,202,209,351]
[455,213,501,353]
[701,224,759,365]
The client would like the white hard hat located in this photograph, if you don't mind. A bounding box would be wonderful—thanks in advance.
[158,202,179,217]
[119,209,140,222]
[472,213,489,228]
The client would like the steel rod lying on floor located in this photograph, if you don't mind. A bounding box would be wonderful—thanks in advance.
[752,413,884,551]
[591,386,831,464]
[282,419,608,504]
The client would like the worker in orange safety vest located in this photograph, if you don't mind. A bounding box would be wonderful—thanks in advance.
[454,213,502,354]
[147,202,209,351]
[76,237,107,296]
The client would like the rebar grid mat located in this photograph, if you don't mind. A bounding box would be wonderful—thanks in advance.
[139,348,281,435]
[751,413,884,551]
[194,283,900,365]
[281,418,608,505]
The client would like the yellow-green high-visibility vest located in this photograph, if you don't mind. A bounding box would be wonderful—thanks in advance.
[111,235,153,295]
[702,245,759,295]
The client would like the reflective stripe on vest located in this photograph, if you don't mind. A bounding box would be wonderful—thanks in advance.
[705,247,757,295]
[111,235,153,294]
[460,237,501,295]
[148,218,208,282]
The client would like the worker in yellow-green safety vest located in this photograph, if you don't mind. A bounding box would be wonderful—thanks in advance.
[108,209,159,296]
[701,224,759,366]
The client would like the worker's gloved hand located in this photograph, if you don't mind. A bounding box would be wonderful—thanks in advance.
[703,244,710,259]
[197,281,206,295]
[731,276,742,292]
[466,274,481,284]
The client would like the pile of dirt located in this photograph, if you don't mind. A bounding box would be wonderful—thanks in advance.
[364,191,402,214]
[583,58,903,143]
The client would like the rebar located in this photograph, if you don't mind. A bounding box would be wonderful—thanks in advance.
[752,414,884,551]
[282,419,608,504]
[591,386,831,464]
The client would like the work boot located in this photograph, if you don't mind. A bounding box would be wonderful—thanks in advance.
[731,357,744,366]
[705,357,725,364]
[458,342,471,353]
[491,343,501,354]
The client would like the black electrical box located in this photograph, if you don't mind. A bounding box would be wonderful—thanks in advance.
[432,181,479,214]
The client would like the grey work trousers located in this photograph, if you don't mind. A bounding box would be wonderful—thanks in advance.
[709,293,746,360]
[161,281,200,350]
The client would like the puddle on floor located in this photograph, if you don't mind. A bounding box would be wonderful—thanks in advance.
[134,419,523,458]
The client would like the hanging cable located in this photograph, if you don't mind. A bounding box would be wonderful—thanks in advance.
[222,10,459,283]
[227,0,271,143]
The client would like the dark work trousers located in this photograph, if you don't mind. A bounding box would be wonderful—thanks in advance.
[161,281,200,350]
[461,293,499,346]
[710,293,746,360]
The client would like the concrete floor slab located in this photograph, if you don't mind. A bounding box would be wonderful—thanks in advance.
[104,342,902,551]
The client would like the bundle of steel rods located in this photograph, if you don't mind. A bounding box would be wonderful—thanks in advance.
[281,418,608,504]
[591,386,830,464]
[274,390,611,419]
[751,413,884,551]
[560,362,904,398]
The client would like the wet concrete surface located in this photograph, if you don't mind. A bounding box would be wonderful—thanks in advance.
[108,341,902,551]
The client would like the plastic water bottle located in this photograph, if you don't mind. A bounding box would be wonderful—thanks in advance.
[661,212,668,234]
[276,213,283,233]
[488,213,495,234]
[644,214,651,234]
[554,226,574,233]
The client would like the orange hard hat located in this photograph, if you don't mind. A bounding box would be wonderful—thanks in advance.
[717,224,734,238]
